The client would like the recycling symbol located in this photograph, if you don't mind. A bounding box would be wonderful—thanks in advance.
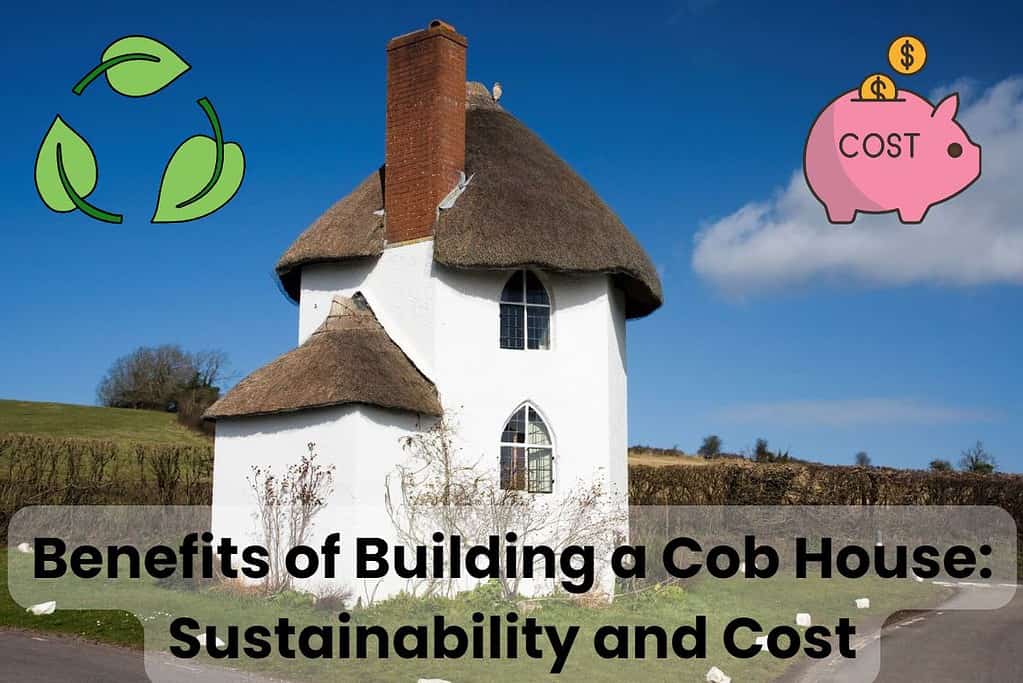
[34,36,245,224]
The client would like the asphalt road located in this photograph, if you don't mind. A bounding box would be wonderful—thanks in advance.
[0,630,285,683]
[789,584,1022,683]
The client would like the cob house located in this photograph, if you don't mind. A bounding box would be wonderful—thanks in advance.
[204,20,661,597]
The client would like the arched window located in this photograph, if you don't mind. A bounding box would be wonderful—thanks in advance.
[499,404,554,493]
[500,270,550,350]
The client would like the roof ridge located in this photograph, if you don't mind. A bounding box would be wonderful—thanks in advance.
[466,81,502,111]
[315,292,380,334]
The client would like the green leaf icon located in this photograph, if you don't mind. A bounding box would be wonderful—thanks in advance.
[34,116,123,223]
[152,97,245,223]
[72,35,190,97]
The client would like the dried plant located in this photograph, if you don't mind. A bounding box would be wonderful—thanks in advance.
[247,442,336,594]
[386,416,625,600]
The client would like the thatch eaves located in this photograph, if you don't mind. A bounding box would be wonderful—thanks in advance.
[204,294,441,420]
[275,83,662,318]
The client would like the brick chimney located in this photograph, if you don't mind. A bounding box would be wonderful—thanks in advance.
[384,20,467,245]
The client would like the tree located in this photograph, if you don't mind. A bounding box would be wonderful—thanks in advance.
[854,451,872,467]
[97,345,229,413]
[698,435,722,458]
[929,459,953,472]
[754,438,771,461]
[959,441,996,474]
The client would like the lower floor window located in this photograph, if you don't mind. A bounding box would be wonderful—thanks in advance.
[500,405,553,493]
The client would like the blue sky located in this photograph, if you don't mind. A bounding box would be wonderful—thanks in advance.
[1,1,1021,471]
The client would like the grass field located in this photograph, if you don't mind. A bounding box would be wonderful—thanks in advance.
[0,399,210,446]
[628,448,749,468]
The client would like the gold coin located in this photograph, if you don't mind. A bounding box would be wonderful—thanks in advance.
[859,73,897,101]
[888,35,926,75]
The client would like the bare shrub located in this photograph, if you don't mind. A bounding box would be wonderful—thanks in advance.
[145,445,182,505]
[312,584,355,613]
[247,443,336,594]
[0,433,214,544]
[386,416,625,600]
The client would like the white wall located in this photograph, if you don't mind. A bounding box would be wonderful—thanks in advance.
[300,240,436,378]
[432,264,626,498]
[211,404,429,597]
[297,240,628,499]
[212,239,630,600]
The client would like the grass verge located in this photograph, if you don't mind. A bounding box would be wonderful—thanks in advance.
[3,549,949,682]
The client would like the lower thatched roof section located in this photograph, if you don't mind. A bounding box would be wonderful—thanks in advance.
[275,83,662,319]
[204,294,441,420]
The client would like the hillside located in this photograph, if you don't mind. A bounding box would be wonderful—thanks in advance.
[0,399,209,446]
[628,446,752,468]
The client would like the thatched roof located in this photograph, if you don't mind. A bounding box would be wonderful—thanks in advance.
[276,82,662,319]
[204,294,441,420]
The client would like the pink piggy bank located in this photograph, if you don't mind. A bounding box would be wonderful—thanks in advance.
[804,90,981,223]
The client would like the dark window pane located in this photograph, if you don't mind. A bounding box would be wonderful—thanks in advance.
[500,304,525,349]
[501,446,526,490]
[501,271,525,302]
[526,306,550,350]
[527,447,553,493]
[501,407,527,444]
[525,271,549,305]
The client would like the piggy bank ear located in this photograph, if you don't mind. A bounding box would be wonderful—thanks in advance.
[933,93,960,120]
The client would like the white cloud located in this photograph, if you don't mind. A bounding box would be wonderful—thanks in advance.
[715,397,998,427]
[930,77,979,105]
[692,77,1023,295]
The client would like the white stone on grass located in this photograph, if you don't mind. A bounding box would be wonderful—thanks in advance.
[26,601,56,615]
[706,666,731,683]
[796,612,812,627]
[16,542,33,554]
[755,635,768,647]
[197,633,226,648]
[855,598,870,609]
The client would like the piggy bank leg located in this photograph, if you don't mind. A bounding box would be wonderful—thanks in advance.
[824,202,857,224]
[897,205,929,224]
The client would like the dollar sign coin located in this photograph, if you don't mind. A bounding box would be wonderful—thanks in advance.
[859,73,896,101]
[888,35,926,75]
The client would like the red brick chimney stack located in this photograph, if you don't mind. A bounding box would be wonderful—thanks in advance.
[384,20,467,245]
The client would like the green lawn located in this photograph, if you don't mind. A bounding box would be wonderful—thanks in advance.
[0,399,209,447]
[1,549,142,646]
[3,548,949,682]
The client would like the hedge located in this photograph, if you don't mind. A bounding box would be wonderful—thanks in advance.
[0,433,213,543]
[629,461,1023,575]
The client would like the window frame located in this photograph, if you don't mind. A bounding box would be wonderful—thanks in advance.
[499,403,555,494]
[499,270,552,351]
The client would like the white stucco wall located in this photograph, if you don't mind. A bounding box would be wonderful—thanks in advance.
[297,240,628,498]
[213,239,630,599]
[431,264,627,499]
[211,404,429,596]
[299,240,436,378]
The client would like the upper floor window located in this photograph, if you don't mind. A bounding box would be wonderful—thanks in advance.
[500,270,550,350]
[499,404,554,493]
